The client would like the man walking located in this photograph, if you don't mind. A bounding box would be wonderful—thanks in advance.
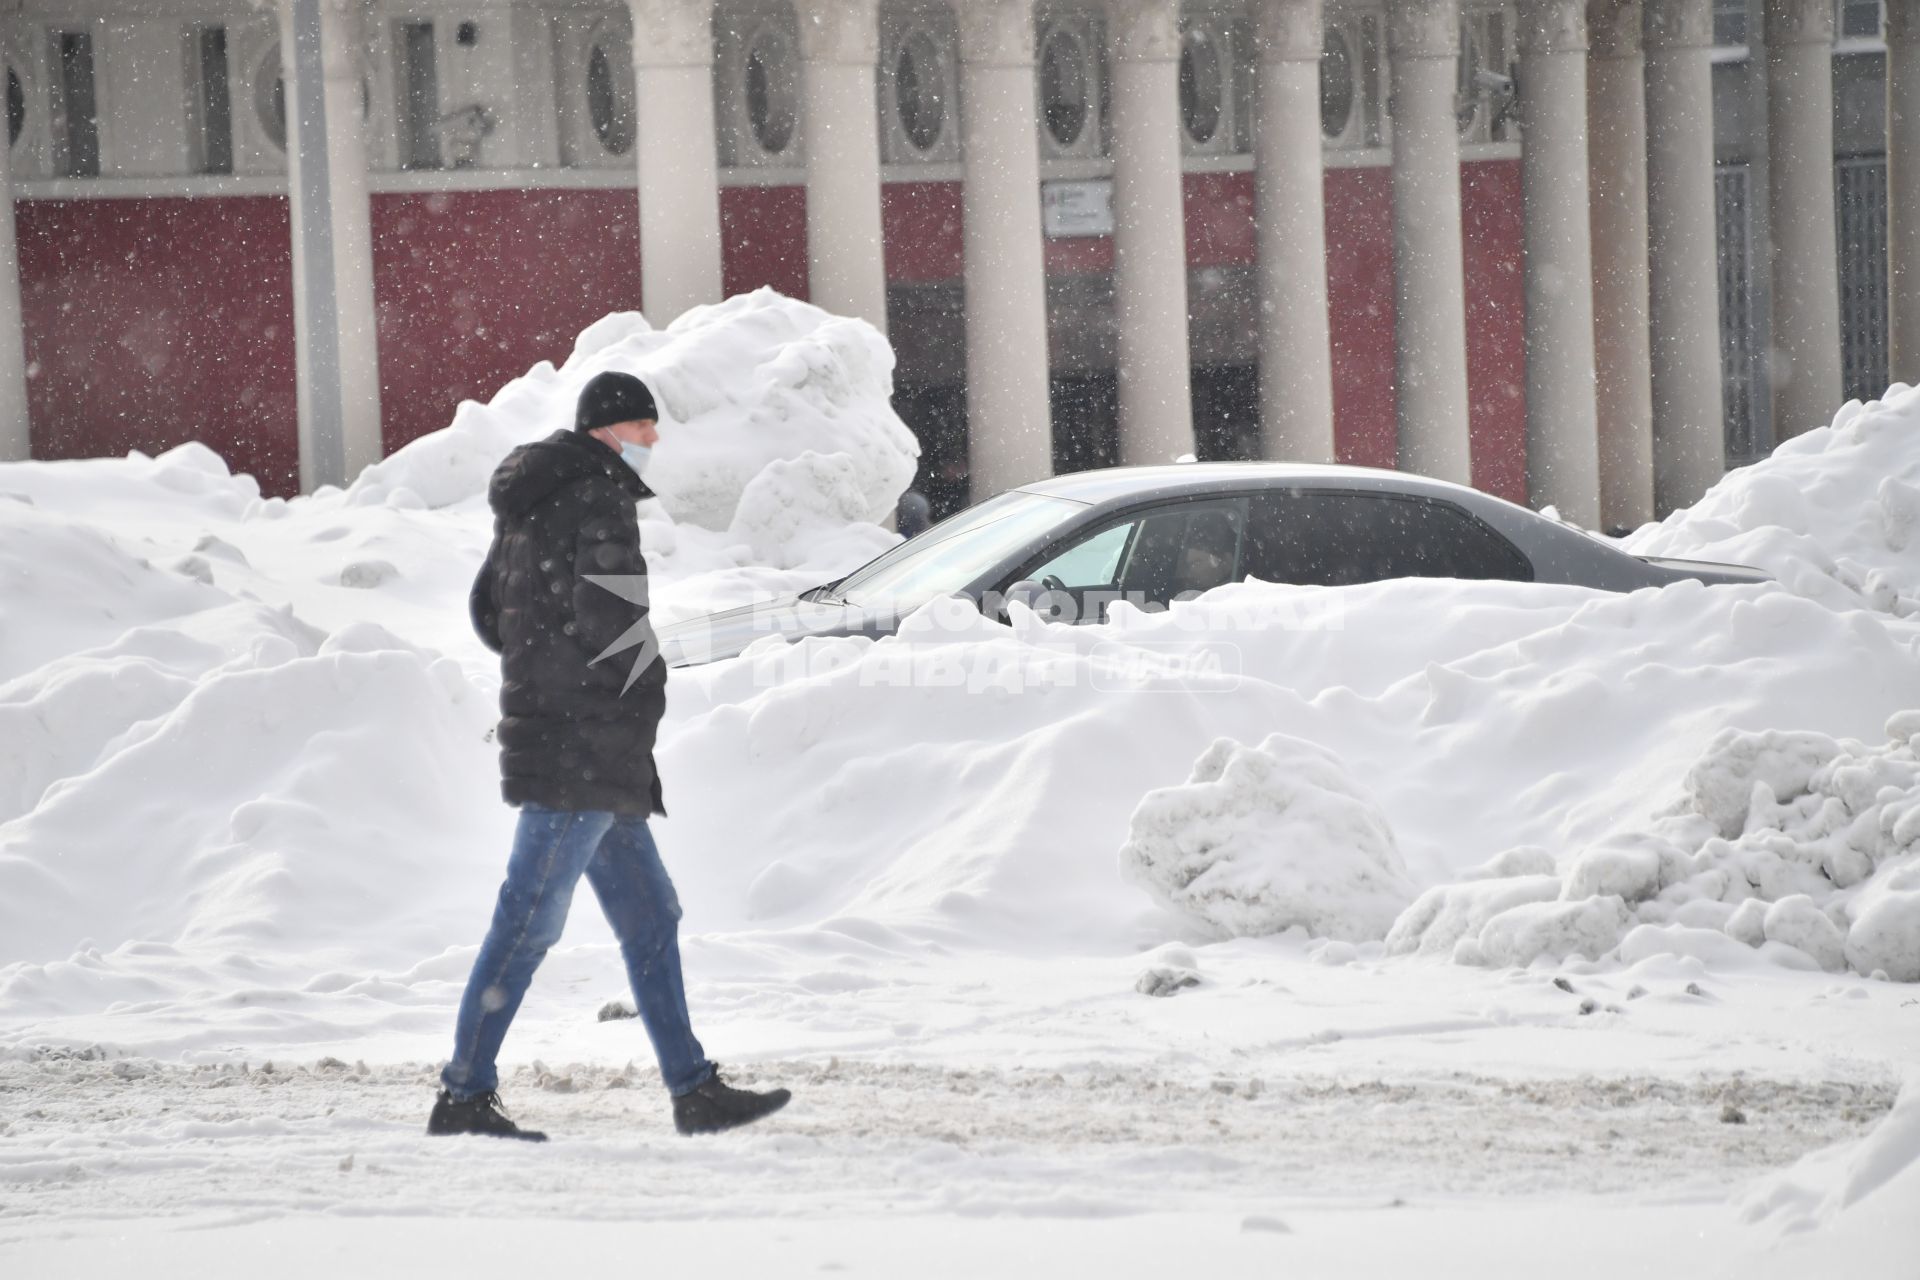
[431,371,791,1142]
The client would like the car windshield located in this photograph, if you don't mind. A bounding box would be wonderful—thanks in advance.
[832,490,1084,611]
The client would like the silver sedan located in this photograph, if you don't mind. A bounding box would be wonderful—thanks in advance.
[659,462,1767,667]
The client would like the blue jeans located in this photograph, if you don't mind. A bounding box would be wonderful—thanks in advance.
[441,804,714,1100]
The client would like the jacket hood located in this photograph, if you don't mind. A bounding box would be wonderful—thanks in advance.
[488,429,653,518]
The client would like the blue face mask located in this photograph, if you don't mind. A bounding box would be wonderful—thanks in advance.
[619,441,651,477]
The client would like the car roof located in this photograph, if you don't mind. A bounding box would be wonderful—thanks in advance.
[1013,461,1509,509]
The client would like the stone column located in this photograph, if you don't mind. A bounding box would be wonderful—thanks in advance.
[1105,0,1195,465]
[630,0,724,323]
[1642,0,1724,511]
[1517,0,1601,524]
[1252,0,1336,462]
[0,95,28,463]
[1764,0,1843,436]
[1893,0,1920,385]
[955,0,1054,496]
[797,0,889,331]
[280,0,383,492]
[1585,0,1654,529]
[1387,0,1472,484]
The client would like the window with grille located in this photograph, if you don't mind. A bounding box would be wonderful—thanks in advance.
[1836,0,1883,41]
[1715,163,1762,463]
[1836,155,1890,402]
[1712,0,1749,47]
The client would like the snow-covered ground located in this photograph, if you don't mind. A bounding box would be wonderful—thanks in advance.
[3,293,1919,1276]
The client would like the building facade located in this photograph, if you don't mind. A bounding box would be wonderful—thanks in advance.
[1,0,1912,528]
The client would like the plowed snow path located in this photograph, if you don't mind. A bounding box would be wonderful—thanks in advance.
[0,1056,1894,1228]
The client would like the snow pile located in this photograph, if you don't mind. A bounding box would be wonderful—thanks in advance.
[347,289,919,571]
[1118,733,1415,942]
[648,575,1920,965]
[1740,1071,1920,1235]
[1624,383,1920,616]
[1389,713,1920,979]
[0,297,927,1025]
[8,311,1920,1063]
[0,614,504,973]
[0,498,228,684]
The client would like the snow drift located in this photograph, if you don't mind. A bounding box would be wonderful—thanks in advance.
[1625,382,1920,616]
[0,294,920,1022]
[6,322,1920,1067]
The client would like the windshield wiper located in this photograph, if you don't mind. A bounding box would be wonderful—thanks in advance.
[798,577,846,604]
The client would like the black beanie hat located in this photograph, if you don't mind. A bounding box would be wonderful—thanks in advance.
[574,371,659,433]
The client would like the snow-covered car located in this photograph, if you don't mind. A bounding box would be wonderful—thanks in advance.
[657,462,1768,667]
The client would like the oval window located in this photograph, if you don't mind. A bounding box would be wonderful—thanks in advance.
[745,28,797,155]
[1178,29,1222,145]
[894,31,946,152]
[587,36,635,156]
[257,45,286,152]
[7,68,22,148]
[1455,20,1481,136]
[1039,28,1088,149]
[1319,31,1354,139]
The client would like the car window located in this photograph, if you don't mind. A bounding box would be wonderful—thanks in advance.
[1028,521,1132,589]
[1245,490,1532,585]
[1011,498,1248,616]
[833,490,1085,610]
[1119,504,1246,601]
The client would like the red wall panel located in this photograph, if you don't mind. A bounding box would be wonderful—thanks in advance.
[1460,159,1528,505]
[17,165,1530,505]
[17,196,300,495]
[1322,166,1400,470]
[1318,160,1530,501]
[721,185,809,300]
[882,181,963,284]
[369,188,641,455]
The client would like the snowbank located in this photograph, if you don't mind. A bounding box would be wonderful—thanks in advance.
[1118,733,1414,942]
[0,615,504,973]
[347,290,918,571]
[8,316,1920,1063]
[1624,382,1920,616]
[1387,713,1920,980]
[0,295,919,1021]
[0,498,230,685]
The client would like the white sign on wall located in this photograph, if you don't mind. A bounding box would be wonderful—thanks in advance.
[1042,179,1114,237]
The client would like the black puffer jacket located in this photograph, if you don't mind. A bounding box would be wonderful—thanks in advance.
[469,429,668,816]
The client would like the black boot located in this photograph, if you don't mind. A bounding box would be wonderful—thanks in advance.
[427,1089,549,1142]
[672,1069,791,1136]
